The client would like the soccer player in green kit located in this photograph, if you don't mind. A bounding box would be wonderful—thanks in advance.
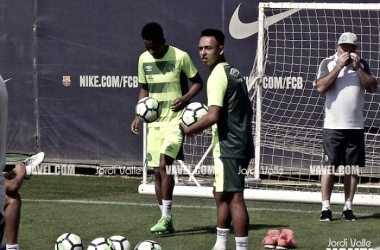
[181,29,254,250]
[131,22,203,235]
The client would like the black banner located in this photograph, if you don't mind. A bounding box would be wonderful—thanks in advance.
[2,0,264,165]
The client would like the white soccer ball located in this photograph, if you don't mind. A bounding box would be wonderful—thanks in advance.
[109,235,131,250]
[181,102,208,126]
[87,237,115,250]
[133,240,162,250]
[135,97,162,123]
[55,233,84,250]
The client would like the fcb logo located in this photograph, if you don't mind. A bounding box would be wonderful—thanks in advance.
[62,76,71,86]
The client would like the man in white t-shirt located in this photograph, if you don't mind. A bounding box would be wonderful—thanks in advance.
[316,32,377,221]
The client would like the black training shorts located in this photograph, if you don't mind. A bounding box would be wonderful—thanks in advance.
[322,129,365,168]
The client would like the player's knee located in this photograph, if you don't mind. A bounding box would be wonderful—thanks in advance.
[154,168,161,178]
[6,193,21,206]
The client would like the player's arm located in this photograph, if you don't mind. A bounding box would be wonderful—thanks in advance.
[316,53,348,94]
[171,73,203,112]
[316,69,340,94]
[180,105,221,136]
[131,84,149,134]
[357,69,377,93]
[180,64,225,135]
[351,54,377,93]
[5,162,26,195]
[138,83,149,100]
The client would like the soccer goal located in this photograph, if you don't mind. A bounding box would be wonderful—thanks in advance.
[139,2,380,206]
[248,2,380,206]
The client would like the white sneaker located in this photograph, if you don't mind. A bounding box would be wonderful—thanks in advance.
[24,152,45,178]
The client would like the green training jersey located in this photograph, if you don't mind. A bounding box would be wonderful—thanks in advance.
[138,45,198,127]
[207,62,254,159]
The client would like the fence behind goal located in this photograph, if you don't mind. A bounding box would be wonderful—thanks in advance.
[139,2,380,205]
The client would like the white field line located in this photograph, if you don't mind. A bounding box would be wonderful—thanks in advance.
[22,199,374,216]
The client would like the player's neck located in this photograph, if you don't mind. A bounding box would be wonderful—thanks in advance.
[160,45,169,58]
[209,58,226,71]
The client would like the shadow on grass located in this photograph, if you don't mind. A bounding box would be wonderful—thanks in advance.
[357,214,380,220]
[159,226,215,237]
[317,214,380,221]
[248,223,289,231]
[159,223,289,237]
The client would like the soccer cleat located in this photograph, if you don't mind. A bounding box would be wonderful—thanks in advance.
[342,210,357,221]
[262,229,280,249]
[320,209,332,221]
[276,229,297,249]
[24,152,45,179]
[150,216,175,235]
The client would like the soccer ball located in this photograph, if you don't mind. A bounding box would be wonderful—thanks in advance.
[181,102,208,126]
[55,233,84,250]
[109,235,131,250]
[87,237,115,250]
[133,240,162,250]
[135,97,162,123]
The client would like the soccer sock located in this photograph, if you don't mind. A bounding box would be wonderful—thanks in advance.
[213,227,230,250]
[162,199,172,218]
[322,200,331,211]
[235,236,249,250]
[159,204,163,212]
[6,244,19,250]
[343,201,352,211]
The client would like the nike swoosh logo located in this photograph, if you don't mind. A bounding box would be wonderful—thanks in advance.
[229,4,300,39]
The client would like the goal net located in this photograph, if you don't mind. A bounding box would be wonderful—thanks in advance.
[139,2,380,206]
[249,2,380,205]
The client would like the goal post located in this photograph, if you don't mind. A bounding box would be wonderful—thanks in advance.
[250,2,380,205]
[139,2,380,206]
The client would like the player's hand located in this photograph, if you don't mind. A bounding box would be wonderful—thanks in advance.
[179,123,196,137]
[337,52,351,68]
[171,97,188,112]
[131,117,141,135]
[5,162,27,180]
[13,162,26,177]
[350,52,361,70]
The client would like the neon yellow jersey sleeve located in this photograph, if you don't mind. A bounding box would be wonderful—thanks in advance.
[207,63,228,108]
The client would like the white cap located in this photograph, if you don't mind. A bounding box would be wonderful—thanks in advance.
[338,32,357,46]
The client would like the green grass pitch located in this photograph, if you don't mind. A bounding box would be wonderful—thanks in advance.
[12,175,380,249]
